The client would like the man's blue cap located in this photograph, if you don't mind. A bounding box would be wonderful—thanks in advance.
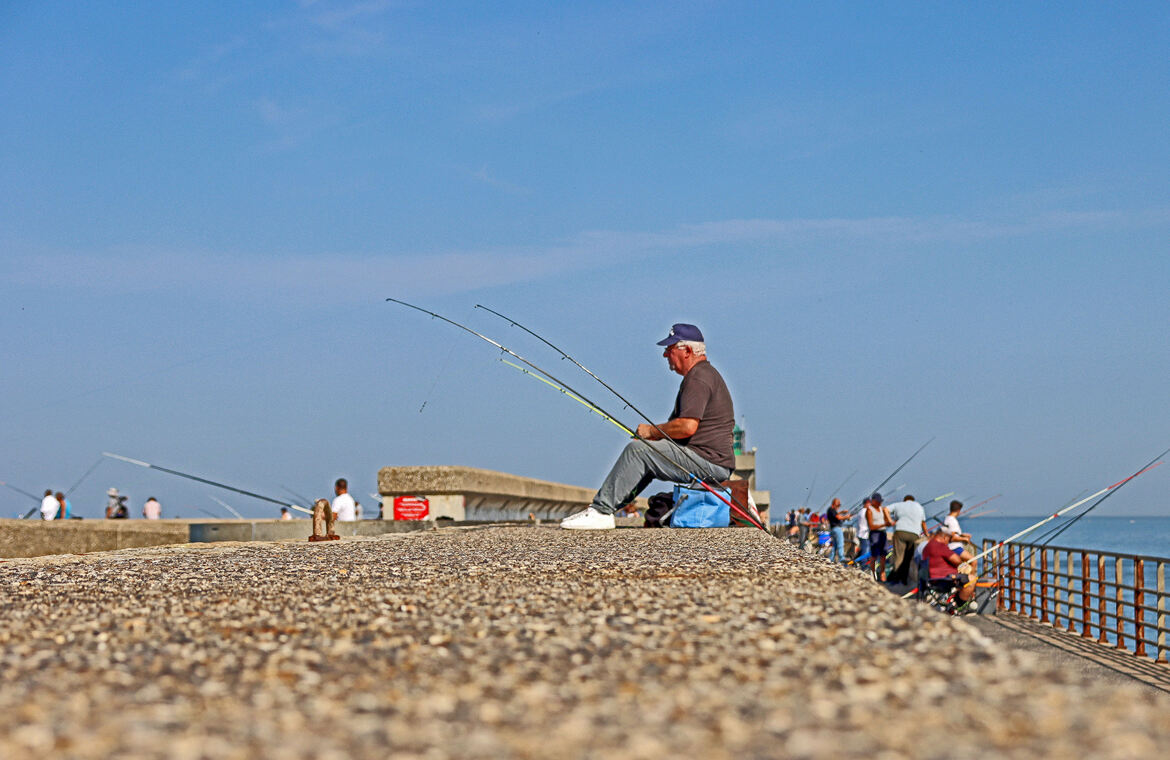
[656,323,704,346]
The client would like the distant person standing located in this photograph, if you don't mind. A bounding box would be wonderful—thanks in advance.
[143,497,162,520]
[825,498,849,563]
[105,488,121,519]
[887,494,927,585]
[40,489,59,520]
[332,478,357,522]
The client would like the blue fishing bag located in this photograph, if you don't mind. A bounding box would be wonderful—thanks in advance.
[668,485,731,528]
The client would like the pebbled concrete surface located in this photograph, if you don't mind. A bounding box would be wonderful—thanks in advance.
[1,526,1168,759]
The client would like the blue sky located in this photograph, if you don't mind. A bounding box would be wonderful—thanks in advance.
[2,2,1168,519]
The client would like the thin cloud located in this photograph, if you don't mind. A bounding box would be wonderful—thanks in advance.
[7,207,1167,301]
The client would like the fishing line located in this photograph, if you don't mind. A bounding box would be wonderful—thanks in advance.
[819,470,858,510]
[418,338,461,414]
[391,300,763,529]
[471,304,764,529]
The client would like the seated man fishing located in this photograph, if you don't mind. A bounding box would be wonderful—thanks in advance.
[921,524,978,608]
[561,323,735,530]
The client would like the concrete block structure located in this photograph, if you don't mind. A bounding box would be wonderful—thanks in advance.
[378,465,648,521]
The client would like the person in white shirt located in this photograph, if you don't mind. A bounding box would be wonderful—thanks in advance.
[331,478,357,522]
[143,497,162,520]
[40,489,59,520]
[943,500,971,552]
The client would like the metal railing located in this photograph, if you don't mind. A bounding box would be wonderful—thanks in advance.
[980,539,1170,664]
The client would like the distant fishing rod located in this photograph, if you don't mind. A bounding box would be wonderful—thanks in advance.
[805,473,818,509]
[927,492,1000,524]
[65,457,104,496]
[1,480,41,519]
[1034,465,1159,547]
[102,453,312,515]
[819,470,858,511]
[849,438,935,511]
[962,507,999,520]
[472,303,764,529]
[389,300,762,530]
[209,495,245,519]
[280,485,313,506]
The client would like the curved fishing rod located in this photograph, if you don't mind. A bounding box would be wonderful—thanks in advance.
[819,470,858,511]
[2,480,42,519]
[848,438,935,511]
[394,300,763,529]
[470,303,764,529]
[102,452,313,515]
[498,359,633,436]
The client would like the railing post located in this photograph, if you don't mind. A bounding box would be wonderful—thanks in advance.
[995,544,1005,613]
[1057,550,1069,631]
[1097,555,1109,645]
[1081,552,1092,639]
[1115,557,1126,650]
[1007,544,1017,613]
[1040,548,1050,624]
[1157,561,1167,664]
[1135,559,1146,658]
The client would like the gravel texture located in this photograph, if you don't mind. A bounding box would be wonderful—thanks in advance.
[1,526,1167,759]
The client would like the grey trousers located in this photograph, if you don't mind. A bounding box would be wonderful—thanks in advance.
[589,439,732,515]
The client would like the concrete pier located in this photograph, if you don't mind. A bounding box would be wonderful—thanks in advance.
[1,526,1167,758]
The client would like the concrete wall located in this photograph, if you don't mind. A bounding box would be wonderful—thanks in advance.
[0,518,432,559]
[0,519,191,558]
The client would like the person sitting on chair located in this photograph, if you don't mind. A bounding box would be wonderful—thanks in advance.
[921,524,977,607]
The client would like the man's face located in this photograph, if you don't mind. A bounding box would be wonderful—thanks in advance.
[663,342,689,374]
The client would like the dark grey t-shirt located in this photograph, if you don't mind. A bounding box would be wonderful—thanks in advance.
[670,360,735,470]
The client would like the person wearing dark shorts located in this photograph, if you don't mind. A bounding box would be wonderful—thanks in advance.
[561,323,735,530]
[865,494,892,579]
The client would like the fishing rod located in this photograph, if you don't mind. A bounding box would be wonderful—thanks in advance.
[818,470,858,510]
[927,492,1000,524]
[849,438,935,511]
[280,485,313,506]
[470,303,764,530]
[210,496,245,519]
[901,451,1168,599]
[498,359,632,435]
[2,480,42,519]
[65,457,105,496]
[805,473,818,509]
[962,507,999,520]
[392,300,763,530]
[102,452,313,515]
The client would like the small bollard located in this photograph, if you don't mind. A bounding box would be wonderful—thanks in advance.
[309,498,339,542]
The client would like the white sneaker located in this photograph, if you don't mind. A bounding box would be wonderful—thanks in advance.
[560,507,616,530]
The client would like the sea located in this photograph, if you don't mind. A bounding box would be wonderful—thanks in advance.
[963,515,1170,559]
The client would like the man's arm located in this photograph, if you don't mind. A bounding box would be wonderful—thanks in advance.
[636,418,699,440]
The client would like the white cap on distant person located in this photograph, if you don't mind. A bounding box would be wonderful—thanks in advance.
[107,487,119,497]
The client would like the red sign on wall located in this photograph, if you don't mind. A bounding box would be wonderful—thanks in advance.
[393,495,430,521]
